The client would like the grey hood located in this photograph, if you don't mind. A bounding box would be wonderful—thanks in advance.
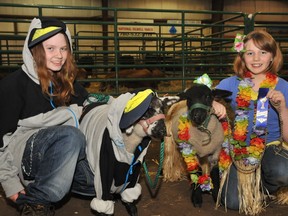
[21,17,72,84]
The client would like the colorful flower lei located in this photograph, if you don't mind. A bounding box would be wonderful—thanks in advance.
[218,121,232,172]
[176,113,213,191]
[219,71,277,173]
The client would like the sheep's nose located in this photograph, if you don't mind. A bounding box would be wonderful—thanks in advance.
[152,120,167,139]
[190,109,207,126]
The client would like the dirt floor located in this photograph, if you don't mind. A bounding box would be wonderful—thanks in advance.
[1,142,288,216]
[2,181,288,216]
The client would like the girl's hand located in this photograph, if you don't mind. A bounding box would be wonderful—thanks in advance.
[9,190,25,202]
[267,89,286,112]
[212,100,227,119]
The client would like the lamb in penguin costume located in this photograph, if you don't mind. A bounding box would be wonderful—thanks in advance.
[79,89,179,215]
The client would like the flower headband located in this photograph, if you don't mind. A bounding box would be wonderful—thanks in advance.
[231,33,246,53]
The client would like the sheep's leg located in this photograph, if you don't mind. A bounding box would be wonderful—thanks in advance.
[189,156,220,207]
[198,156,210,175]
[191,173,203,208]
[199,156,220,203]
[189,157,209,208]
[122,201,138,216]
[210,166,220,203]
[96,213,112,216]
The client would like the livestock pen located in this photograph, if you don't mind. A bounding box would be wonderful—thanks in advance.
[1,3,288,216]
[1,3,288,96]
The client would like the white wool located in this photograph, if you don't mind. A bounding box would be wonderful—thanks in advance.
[90,198,115,214]
[121,183,142,203]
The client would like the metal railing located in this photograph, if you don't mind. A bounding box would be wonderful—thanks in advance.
[1,3,288,95]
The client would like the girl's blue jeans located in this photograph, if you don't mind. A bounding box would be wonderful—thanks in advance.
[16,125,95,206]
[220,145,288,210]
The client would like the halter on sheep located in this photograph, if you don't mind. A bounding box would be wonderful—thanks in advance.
[163,75,232,207]
[79,89,179,216]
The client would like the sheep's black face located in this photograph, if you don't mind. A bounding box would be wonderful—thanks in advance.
[180,84,213,126]
[140,96,167,139]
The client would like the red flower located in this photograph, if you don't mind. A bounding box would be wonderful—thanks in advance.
[221,121,229,130]
[244,71,252,78]
[250,137,265,148]
[198,174,210,184]
[219,150,231,162]
[234,147,248,156]
[178,127,190,141]
[233,133,247,142]
[187,163,198,172]
[236,97,250,107]
[265,73,277,83]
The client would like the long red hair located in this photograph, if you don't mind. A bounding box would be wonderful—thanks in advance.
[31,33,78,106]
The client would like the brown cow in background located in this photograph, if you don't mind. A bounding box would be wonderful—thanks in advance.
[99,68,165,91]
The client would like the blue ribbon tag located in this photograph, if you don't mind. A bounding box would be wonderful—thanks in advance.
[255,88,269,130]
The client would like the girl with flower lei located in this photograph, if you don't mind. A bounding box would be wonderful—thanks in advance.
[214,30,288,215]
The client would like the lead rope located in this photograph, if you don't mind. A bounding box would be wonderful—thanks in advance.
[142,140,165,193]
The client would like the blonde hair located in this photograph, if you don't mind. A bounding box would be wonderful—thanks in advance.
[31,33,77,106]
[233,30,283,78]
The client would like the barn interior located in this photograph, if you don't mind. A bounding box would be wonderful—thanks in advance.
[1,1,288,216]
[1,0,288,96]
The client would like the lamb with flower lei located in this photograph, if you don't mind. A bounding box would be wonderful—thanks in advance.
[163,73,233,207]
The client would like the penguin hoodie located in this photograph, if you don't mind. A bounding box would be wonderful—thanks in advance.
[0,17,87,198]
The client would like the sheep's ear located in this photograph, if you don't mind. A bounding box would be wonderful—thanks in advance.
[176,91,188,101]
[159,95,180,107]
[211,89,232,100]
[125,125,134,135]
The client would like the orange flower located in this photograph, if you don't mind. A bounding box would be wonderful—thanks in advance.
[262,73,277,87]
[218,149,232,170]
[186,162,199,172]
[178,126,190,141]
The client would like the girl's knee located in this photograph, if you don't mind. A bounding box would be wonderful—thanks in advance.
[262,159,288,192]
[264,169,288,186]
[62,126,85,142]
[58,126,86,152]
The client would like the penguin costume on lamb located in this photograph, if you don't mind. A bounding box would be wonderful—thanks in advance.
[79,89,156,215]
